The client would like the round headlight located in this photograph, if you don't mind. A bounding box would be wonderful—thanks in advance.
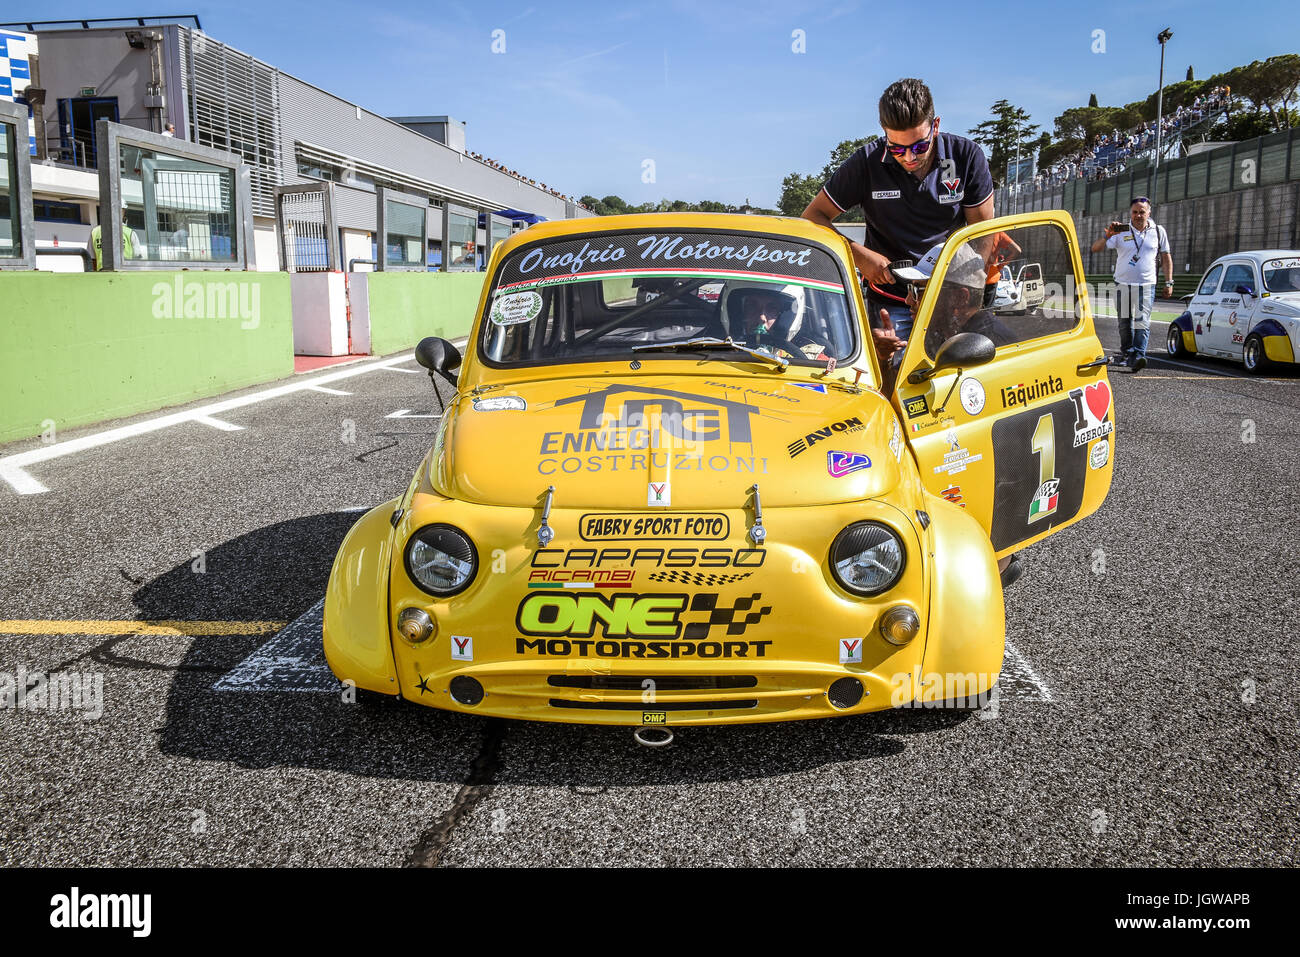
[404,524,477,596]
[830,521,906,596]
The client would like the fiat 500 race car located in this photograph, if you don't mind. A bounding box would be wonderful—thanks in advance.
[1166,250,1300,373]
[323,210,1115,730]
[991,262,1046,315]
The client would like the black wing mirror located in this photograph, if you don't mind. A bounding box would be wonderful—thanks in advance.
[907,332,996,384]
[415,337,461,414]
[415,336,461,385]
[1235,284,1254,299]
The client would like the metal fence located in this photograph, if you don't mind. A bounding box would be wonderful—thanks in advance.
[274,182,335,272]
[0,99,35,269]
[999,128,1300,278]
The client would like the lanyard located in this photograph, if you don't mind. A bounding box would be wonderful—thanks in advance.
[1129,224,1149,257]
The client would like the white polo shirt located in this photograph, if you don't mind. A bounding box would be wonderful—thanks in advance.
[1106,221,1169,285]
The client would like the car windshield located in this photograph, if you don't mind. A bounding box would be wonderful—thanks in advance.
[1262,258,1300,292]
[479,228,858,367]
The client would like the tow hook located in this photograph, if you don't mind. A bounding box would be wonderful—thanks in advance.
[632,726,674,748]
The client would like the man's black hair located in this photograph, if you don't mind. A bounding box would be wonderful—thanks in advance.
[879,78,935,131]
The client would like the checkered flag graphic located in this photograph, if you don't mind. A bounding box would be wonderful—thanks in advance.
[682,593,773,638]
[647,570,753,587]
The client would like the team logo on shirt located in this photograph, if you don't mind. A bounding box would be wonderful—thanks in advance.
[939,177,963,204]
[872,190,901,200]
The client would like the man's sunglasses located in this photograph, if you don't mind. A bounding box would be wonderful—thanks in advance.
[886,120,937,157]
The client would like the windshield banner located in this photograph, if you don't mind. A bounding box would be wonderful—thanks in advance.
[495,231,846,293]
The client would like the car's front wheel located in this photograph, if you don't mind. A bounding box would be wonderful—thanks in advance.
[1243,334,1272,374]
[1166,324,1190,358]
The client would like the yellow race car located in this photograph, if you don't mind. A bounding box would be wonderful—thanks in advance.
[324,210,1114,734]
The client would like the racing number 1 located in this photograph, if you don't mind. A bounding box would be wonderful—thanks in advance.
[1028,413,1059,523]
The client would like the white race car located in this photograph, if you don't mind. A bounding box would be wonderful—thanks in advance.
[1167,250,1300,373]
[991,262,1045,315]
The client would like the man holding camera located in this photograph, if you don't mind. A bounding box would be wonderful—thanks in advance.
[1090,196,1173,372]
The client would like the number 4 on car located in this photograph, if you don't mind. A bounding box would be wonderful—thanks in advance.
[322,209,1115,727]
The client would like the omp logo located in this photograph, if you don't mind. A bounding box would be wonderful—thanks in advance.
[786,416,865,457]
[903,395,929,418]
[50,887,151,937]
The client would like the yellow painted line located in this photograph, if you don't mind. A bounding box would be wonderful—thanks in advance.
[0,620,286,637]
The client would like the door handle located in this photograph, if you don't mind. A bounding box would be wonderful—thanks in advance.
[1077,356,1109,371]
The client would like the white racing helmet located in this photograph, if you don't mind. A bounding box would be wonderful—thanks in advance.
[721,282,805,338]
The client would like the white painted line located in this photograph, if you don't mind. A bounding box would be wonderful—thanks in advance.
[0,466,48,496]
[307,385,353,396]
[385,409,442,419]
[0,352,420,495]
[212,598,338,693]
[1000,639,1055,703]
[384,367,424,375]
[193,414,244,432]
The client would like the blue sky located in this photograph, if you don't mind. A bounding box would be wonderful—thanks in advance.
[23,0,1300,206]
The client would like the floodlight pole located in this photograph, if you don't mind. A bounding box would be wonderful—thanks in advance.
[1153,28,1173,188]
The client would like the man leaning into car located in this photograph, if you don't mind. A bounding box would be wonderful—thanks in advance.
[801,77,996,368]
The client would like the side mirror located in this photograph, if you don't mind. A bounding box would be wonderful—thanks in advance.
[933,332,996,372]
[1180,294,1194,303]
[415,336,461,385]
[1235,284,1254,298]
[905,333,996,385]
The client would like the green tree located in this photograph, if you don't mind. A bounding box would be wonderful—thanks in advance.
[1186,65,1194,82]
[969,99,1039,181]
[1227,55,1300,130]
[777,172,821,217]
[1088,92,1099,108]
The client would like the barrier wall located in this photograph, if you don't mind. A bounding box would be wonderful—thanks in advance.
[0,272,293,444]
[363,272,487,354]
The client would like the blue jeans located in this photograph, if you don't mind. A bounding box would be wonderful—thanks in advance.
[1117,283,1154,360]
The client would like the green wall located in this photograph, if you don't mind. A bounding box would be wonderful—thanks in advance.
[0,272,292,444]
[365,272,486,354]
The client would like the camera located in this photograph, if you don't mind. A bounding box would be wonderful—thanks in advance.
[1109,221,1127,234]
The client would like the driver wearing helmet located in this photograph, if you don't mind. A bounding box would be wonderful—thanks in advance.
[729,285,831,361]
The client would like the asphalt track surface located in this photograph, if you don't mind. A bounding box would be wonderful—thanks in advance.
[1,320,1297,867]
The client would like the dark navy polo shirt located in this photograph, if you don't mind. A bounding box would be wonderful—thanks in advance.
[823,131,995,269]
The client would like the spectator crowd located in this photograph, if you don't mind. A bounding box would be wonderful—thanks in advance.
[464,150,593,211]
[1022,86,1232,192]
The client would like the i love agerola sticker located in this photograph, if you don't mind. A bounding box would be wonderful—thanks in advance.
[490,290,544,326]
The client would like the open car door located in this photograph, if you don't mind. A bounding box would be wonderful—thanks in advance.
[893,210,1114,558]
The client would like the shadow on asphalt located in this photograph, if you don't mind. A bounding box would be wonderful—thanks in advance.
[148,511,969,786]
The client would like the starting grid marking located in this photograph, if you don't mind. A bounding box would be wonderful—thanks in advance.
[0,620,285,637]
[0,351,442,496]
[208,602,1057,703]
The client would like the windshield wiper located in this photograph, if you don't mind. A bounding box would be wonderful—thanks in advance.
[631,336,789,370]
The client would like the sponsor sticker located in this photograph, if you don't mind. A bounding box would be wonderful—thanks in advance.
[642,711,667,725]
[472,395,527,412]
[1001,375,1064,409]
[827,450,872,477]
[889,420,903,460]
[872,190,901,200]
[1068,382,1113,448]
[904,395,929,418]
[959,378,986,415]
[787,416,865,458]
[450,635,474,661]
[794,382,828,393]
[839,638,863,664]
[932,431,982,475]
[1089,438,1110,470]
[940,485,964,507]
[579,512,729,541]
[490,290,543,326]
[647,482,670,507]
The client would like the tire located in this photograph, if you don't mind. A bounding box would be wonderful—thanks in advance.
[1243,334,1272,374]
[1166,324,1190,358]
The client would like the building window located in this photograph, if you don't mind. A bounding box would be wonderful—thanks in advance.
[33,200,84,224]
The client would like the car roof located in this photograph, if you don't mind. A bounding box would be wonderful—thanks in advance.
[1210,249,1300,267]
[492,212,851,261]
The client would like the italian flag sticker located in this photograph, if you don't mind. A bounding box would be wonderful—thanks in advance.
[1028,478,1060,521]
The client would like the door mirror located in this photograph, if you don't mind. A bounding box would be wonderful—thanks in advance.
[415,336,462,386]
[1180,294,1193,303]
[1235,284,1254,299]
[934,332,996,372]
[906,332,996,384]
